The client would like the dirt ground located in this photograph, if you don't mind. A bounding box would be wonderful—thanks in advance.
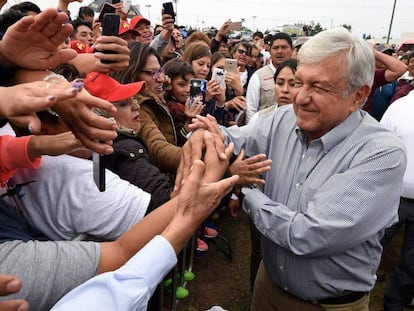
[164,209,409,311]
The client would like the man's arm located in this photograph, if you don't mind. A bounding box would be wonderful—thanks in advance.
[374,49,407,82]
[52,159,238,311]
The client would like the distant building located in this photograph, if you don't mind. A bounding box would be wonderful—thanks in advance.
[88,0,142,18]
[282,25,304,37]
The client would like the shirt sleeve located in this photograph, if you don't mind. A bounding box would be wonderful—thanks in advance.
[0,135,41,183]
[245,73,260,123]
[51,235,177,311]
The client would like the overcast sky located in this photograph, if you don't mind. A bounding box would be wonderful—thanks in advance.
[6,0,413,39]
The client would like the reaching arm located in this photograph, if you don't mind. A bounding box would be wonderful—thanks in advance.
[374,49,407,82]
[0,9,76,70]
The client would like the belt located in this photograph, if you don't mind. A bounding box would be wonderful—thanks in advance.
[401,197,414,203]
[311,291,367,305]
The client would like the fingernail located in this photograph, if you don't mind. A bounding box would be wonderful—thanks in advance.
[47,95,57,101]
[6,279,20,293]
[105,147,114,154]
[28,124,33,134]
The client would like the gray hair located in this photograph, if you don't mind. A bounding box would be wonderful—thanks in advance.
[298,27,374,99]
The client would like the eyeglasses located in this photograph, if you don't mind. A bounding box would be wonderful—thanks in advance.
[113,97,138,107]
[141,68,165,80]
[236,48,250,56]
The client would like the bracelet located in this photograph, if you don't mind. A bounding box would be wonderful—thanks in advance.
[43,72,66,84]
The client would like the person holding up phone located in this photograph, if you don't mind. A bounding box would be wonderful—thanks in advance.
[182,44,226,118]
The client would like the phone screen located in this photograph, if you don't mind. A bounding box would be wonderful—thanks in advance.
[162,2,175,22]
[224,58,238,74]
[98,2,116,23]
[189,79,207,107]
[100,14,120,63]
[212,68,226,87]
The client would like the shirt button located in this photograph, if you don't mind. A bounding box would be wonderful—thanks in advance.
[279,266,283,271]
[129,152,135,158]
[295,182,302,189]
[284,287,288,291]
[138,148,144,154]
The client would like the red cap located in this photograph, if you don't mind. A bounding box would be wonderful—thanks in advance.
[119,20,138,36]
[84,72,145,102]
[70,40,90,54]
[130,16,151,29]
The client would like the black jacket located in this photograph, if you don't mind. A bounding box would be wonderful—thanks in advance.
[105,133,173,214]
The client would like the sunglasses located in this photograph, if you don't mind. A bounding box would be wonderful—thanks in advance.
[141,68,165,80]
[236,48,250,56]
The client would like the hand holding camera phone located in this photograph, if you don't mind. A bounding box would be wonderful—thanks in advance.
[211,68,226,87]
[189,79,207,107]
[99,13,120,64]
[98,2,116,23]
[228,21,242,31]
[224,58,238,74]
[162,2,175,22]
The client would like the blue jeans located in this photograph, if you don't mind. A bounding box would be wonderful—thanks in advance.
[382,197,414,311]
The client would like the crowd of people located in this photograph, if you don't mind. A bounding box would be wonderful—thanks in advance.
[0,0,412,310]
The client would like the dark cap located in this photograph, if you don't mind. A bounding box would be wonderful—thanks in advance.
[375,43,394,55]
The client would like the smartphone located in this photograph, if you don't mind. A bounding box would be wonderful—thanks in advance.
[162,2,175,22]
[228,21,242,31]
[93,152,106,192]
[211,67,226,87]
[121,0,131,14]
[189,79,207,107]
[224,58,238,74]
[100,13,120,63]
[98,2,116,23]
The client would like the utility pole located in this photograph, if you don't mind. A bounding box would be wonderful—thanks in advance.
[173,0,178,25]
[386,0,397,44]
[145,4,151,20]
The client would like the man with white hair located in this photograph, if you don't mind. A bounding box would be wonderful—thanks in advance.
[186,27,407,310]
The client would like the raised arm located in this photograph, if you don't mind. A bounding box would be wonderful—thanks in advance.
[373,48,407,82]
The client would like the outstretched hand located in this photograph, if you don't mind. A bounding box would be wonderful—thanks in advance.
[162,159,239,253]
[0,8,76,69]
[172,129,231,198]
[1,81,79,133]
[53,88,118,154]
[0,274,28,311]
[229,149,272,186]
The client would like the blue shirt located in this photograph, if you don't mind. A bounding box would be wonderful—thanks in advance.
[222,105,406,300]
[52,235,177,310]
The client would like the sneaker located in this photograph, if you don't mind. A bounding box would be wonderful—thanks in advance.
[204,226,219,238]
[204,222,219,238]
[196,238,208,252]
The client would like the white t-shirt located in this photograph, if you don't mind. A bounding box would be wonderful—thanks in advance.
[6,154,151,240]
[380,89,414,199]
